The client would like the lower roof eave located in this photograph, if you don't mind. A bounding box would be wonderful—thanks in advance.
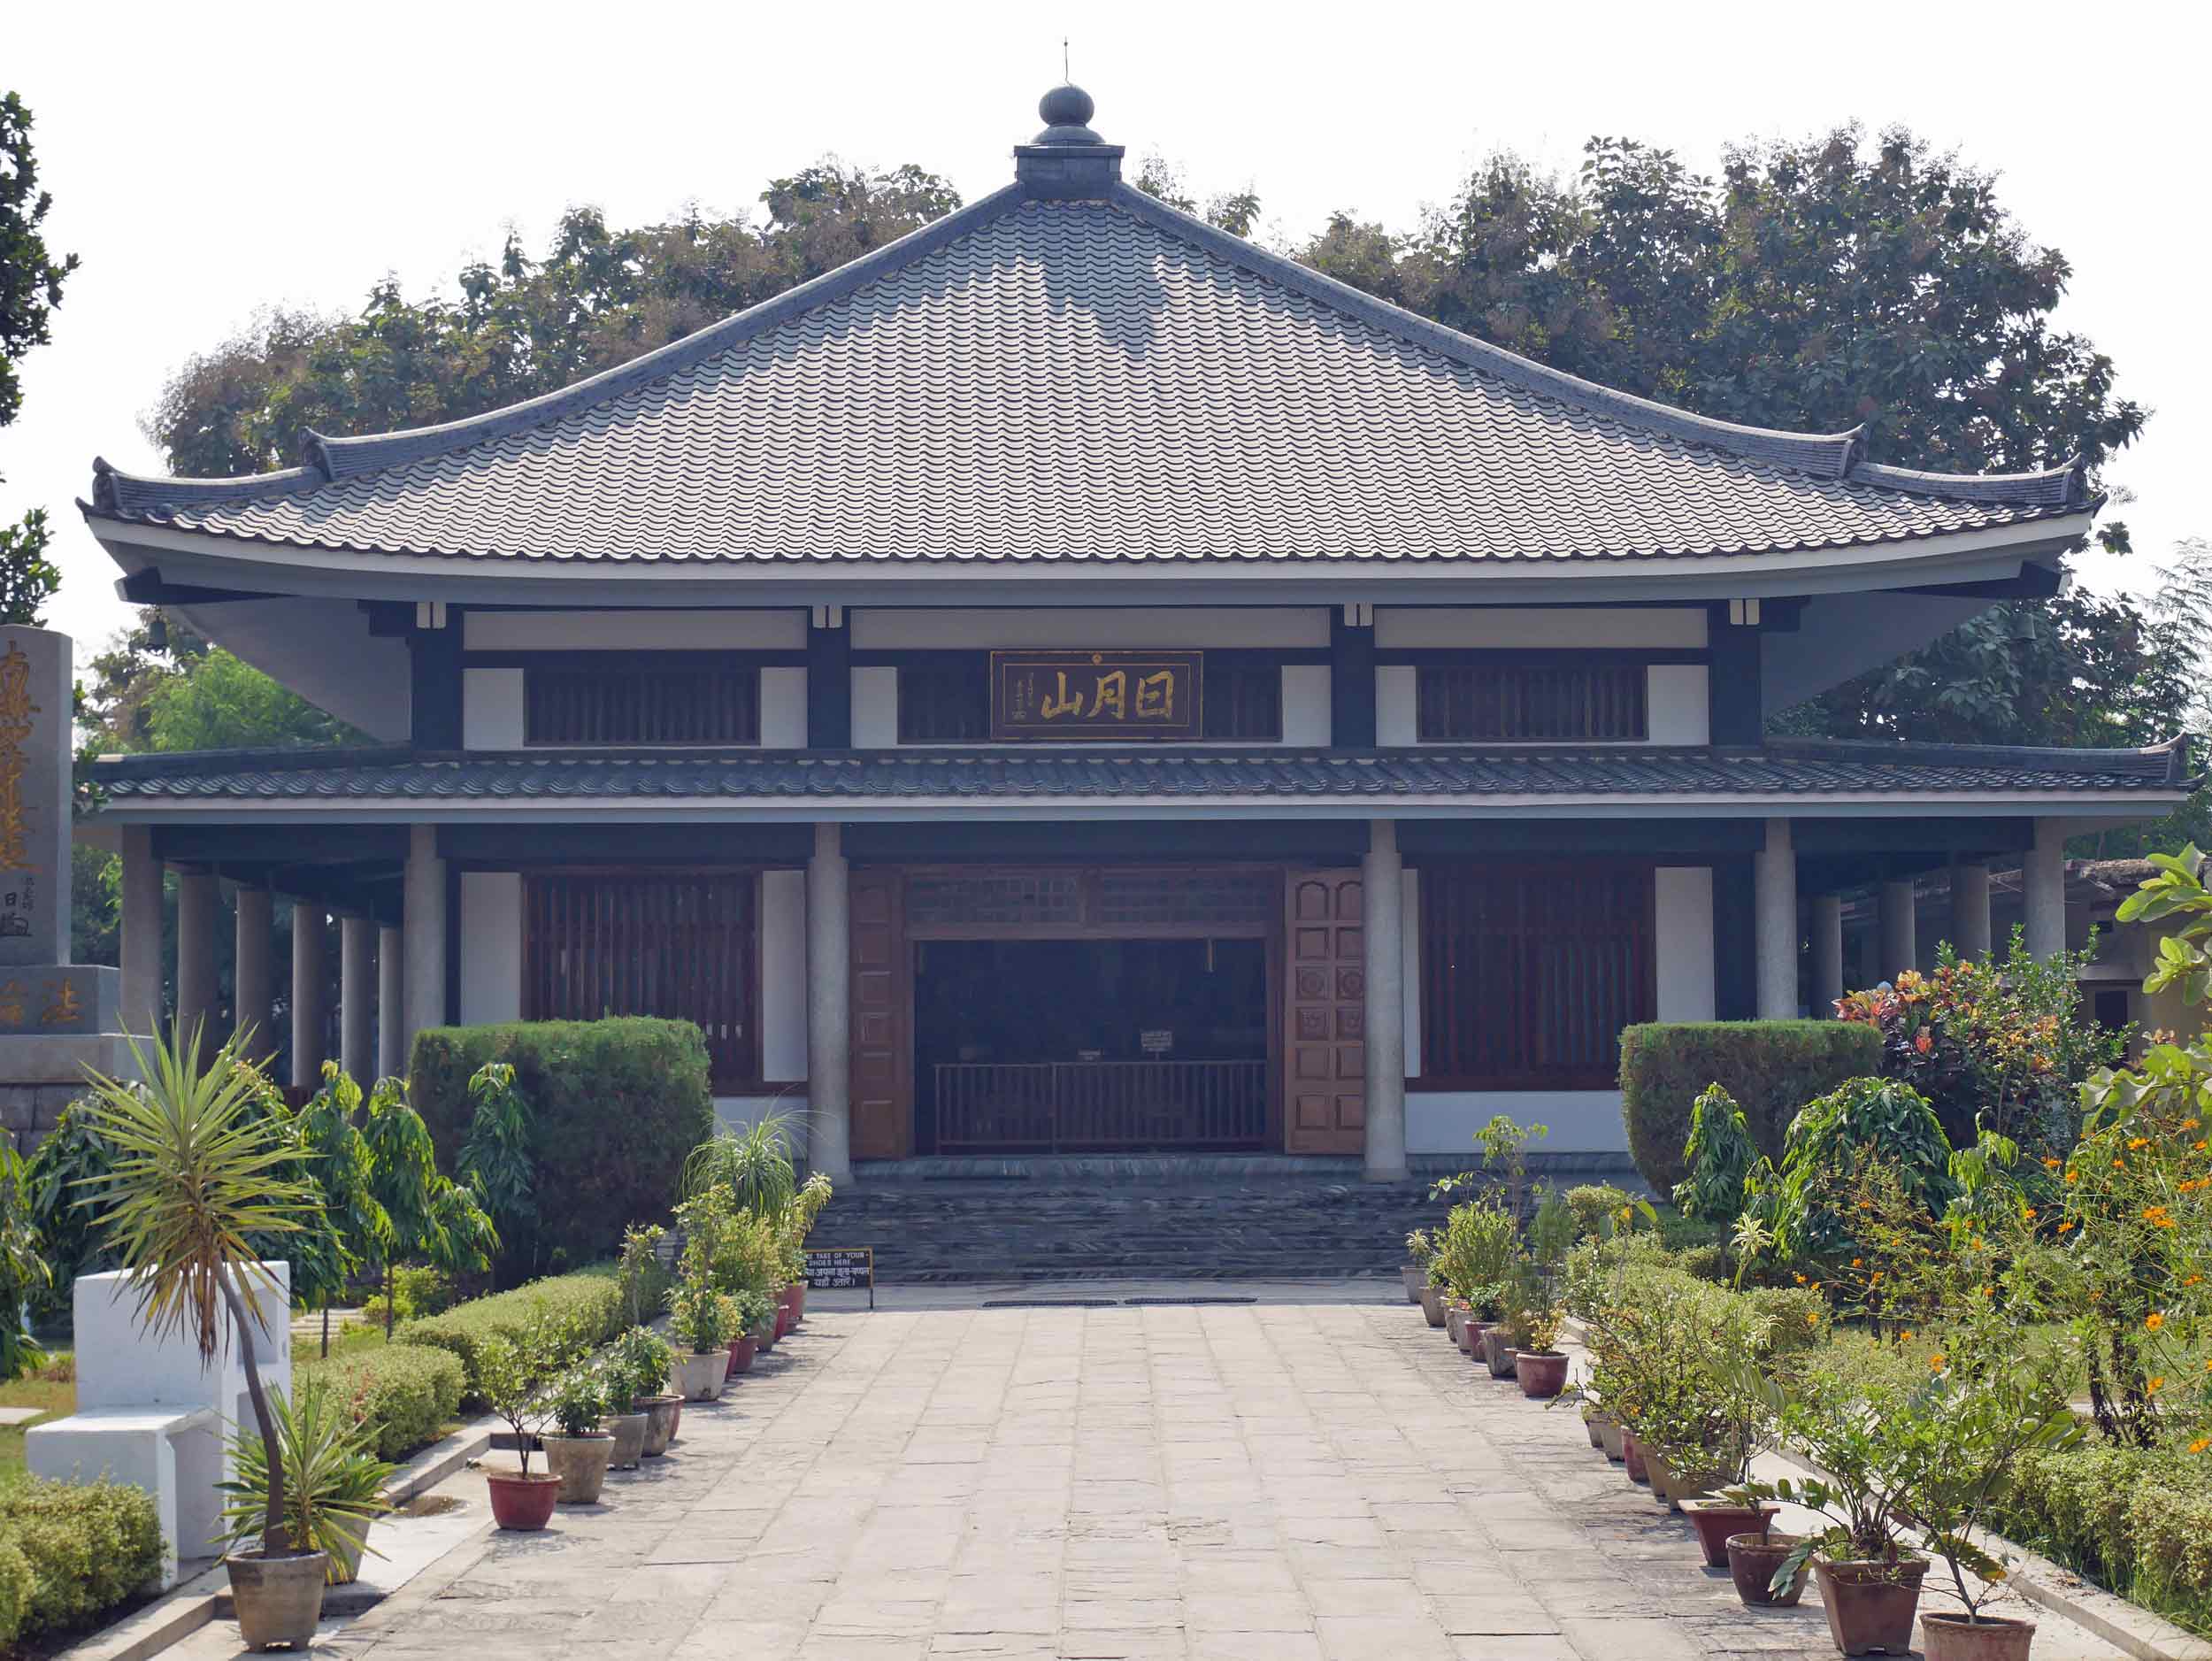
[84,790,2189,827]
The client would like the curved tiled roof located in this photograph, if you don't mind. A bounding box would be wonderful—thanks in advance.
[88,182,2090,570]
[91,738,2193,808]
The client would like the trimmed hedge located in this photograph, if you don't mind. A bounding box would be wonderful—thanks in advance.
[1619,1020,1882,1195]
[297,1342,467,1460]
[0,1477,164,1649]
[1994,1444,2212,1635]
[411,1018,712,1279]
[397,1268,623,1403]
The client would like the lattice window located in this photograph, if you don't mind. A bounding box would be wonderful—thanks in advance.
[905,873,1084,928]
[523,873,757,1088]
[525,662,759,746]
[1415,663,1647,742]
[1202,663,1282,741]
[1418,863,1654,1088]
[1094,869,1277,927]
[897,658,991,743]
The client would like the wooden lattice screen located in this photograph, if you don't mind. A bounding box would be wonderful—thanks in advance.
[523,873,757,1088]
[525,663,760,746]
[1417,864,1654,1088]
[1415,663,1647,742]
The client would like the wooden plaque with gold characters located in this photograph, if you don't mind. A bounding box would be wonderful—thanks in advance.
[989,650,1202,741]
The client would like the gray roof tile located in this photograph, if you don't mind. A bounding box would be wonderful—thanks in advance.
[89,187,2087,568]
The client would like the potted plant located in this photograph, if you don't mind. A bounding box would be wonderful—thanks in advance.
[669,1278,735,1400]
[477,1333,561,1530]
[611,1326,681,1457]
[726,1288,773,1376]
[595,1358,651,1473]
[541,1367,617,1503]
[1402,1228,1435,1304]
[215,1378,394,1587]
[1511,1301,1569,1399]
[85,1025,333,1648]
[1678,1367,1784,1570]
[1725,1532,1810,1608]
[1417,1271,1448,1326]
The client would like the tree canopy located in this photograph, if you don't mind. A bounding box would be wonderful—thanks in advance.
[0,89,75,626]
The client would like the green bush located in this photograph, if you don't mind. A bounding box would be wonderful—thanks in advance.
[0,1478,164,1649]
[1674,1242,1730,1284]
[410,1018,711,1279]
[1562,1184,1641,1240]
[1619,1019,1881,1194]
[1738,1285,1828,1353]
[1994,1444,2212,1635]
[397,1268,623,1403]
[297,1342,467,1460]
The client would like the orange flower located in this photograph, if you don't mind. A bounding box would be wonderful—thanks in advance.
[2043,1156,2063,1169]
[2183,1119,2201,1132]
[2066,1170,2081,1184]
[1804,1311,1819,1327]
[2148,1376,2166,1395]
[2023,1208,2038,1221]
[2057,1220,2076,1234]
[1852,1258,1864,1269]
[2191,1438,2210,1456]
[2129,1137,2151,1151]
[1929,1354,1947,1371]
[1793,1273,1808,1285]
[2147,1312,2166,1333]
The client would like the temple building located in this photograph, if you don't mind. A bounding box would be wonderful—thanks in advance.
[77,85,2194,1182]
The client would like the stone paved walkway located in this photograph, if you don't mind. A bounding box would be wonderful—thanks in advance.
[294,1301,2132,1661]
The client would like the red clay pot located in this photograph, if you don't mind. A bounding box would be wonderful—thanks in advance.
[486,1470,560,1532]
[787,1280,807,1323]
[1814,1556,1928,1657]
[1462,1319,1493,1361]
[1514,1351,1569,1398]
[772,1303,791,1343]
[1726,1532,1808,1608]
[726,1334,758,1375]
[1681,1499,1778,1568]
[1919,1612,2036,1661]
[1621,1430,1649,1484]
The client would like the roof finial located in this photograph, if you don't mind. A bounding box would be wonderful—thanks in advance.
[1064,37,1070,82]
[1018,75,1120,195]
[1034,81,1099,143]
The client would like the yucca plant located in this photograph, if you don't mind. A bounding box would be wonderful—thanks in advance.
[82,1021,319,1556]
[681,1115,795,1219]
[215,1378,393,1580]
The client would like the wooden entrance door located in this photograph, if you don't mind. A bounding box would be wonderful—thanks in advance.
[849,868,912,1158]
[1283,870,1365,1154]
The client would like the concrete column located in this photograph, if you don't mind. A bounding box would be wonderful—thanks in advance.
[1753,818,1798,1019]
[340,917,375,1082]
[1362,820,1408,1182]
[806,822,852,1182]
[378,925,406,1080]
[119,825,163,1038]
[1810,895,1845,1016]
[403,826,447,1053]
[2024,819,2068,960]
[290,901,326,1089]
[1878,879,1917,983]
[1949,860,1993,961]
[234,887,275,1062]
[173,870,220,1053]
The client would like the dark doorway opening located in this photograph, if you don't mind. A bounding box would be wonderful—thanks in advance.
[914,938,1269,1153]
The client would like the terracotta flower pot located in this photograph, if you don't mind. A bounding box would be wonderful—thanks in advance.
[1919,1612,2036,1661]
[726,1334,758,1375]
[1400,1265,1424,1303]
[1643,1447,1726,1511]
[772,1303,791,1343]
[542,1432,615,1503]
[787,1280,807,1323]
[754,1314,779,1352]
[1582,1408,1609,1450]
[1480,1326,1517,1378]
[603,1411,649,1471]
[1682,1499,1777,1568]
[634,1394,681,1457]
[227,1549,330,1650]
[486,1470,560,1531]
[1596,1417,1626,1462]
[1621,1430,1649,1484]
[1447,1305,1468,1350]
[674,1348,731,1401]
[1515,1350,1569,1398]
[1813,1555,1929,1657]
[1418,1284,1447,1326]
[1644,1446,1678,1506]
[1726,1531,1808,1608]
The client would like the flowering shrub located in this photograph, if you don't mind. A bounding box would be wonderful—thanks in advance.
[1836,934,2122,1151]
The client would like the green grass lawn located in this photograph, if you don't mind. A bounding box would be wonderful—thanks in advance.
[0,1365,77,1492]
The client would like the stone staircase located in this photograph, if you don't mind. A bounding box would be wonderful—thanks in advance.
[812,1154,1639,1284]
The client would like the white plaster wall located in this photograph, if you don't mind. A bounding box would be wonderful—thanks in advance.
[462,667,526,749]
[458,872,523,1026]
[1655,866,1717,1022]
[1646,665,1710,745]
[1376,665,1418,745]
[760,870,808,1081]
[1409,1090,1626,1154]
[851,666,900,747]
[464,610,807,650]
[852,607,1332,650]
[1280,665,1332,745]
[760,667,809,748]
[1376,607,1708,650]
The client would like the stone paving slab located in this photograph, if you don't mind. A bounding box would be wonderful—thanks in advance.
[142,1302,2146,1661]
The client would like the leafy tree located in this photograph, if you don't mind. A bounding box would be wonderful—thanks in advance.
[0,92,76,625]
[359,1076,495,1334]
[0,1137,46,1380]
[293,1066,390,1356]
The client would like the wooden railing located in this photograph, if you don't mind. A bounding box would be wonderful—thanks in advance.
[933,1059,1269,1152]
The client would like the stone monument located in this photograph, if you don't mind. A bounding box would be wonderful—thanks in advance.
[0,625,131,1150]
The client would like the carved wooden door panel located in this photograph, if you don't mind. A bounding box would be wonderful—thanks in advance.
[849,868,912,1159]
[1283,870,1365,1155]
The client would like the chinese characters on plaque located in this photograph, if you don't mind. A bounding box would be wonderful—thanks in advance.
[990,650,1202,741]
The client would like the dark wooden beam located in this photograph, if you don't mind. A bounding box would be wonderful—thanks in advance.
[809,619,852,748]
[1330,612,1375,748]
[842,819,1371,865]
[436,822,816,866]
[1397,819,1764,857]
[409,614,465,750]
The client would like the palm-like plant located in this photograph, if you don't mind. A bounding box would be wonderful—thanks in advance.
[215,1378,393,1580]
[682,1114,796,1219]
[82,1021,319,1556]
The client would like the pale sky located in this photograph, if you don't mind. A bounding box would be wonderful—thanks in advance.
[6,1,2206,672]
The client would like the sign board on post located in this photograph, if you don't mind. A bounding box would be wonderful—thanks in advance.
[990,650,1202,741]
[803,1247,875,1309]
